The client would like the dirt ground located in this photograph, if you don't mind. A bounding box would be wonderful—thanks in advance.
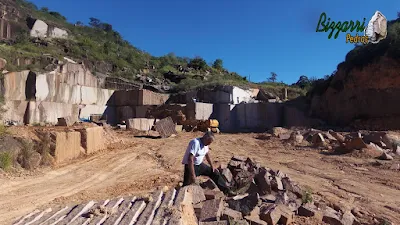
[0,131,399,224]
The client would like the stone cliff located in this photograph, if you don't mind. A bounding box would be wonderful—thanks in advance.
[309,18,400,129]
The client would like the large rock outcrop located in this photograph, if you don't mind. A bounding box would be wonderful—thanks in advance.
[310,56,400,129]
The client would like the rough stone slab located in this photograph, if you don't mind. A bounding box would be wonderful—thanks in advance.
[152,189,177,225]
[204,189,225,200]
[24,208,53,225]
[199,221,228,225]
[40,206,73,225]
[201,179,220,191]
[227,193,259,216]
[88,197,123,225]
[322,207,342,225]
[259,204,281,225]
[281,177,303,198]
[79,200,110,225]
[13,209,40,225]
[62,200,95,224]
[185,184,206,204]
[119,200,146,225]
[254,168,272,195]
[102,197,135,225]
[135,190,163,225]
[199,198,224,222]
[154,117,177,138]
[30,207,69,225]
[221,207,243,221]
[298,204,317,217]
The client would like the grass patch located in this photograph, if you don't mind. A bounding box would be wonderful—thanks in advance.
[302,187,314,204]
[0,125,8,136]
[19,140,34,169]
[0,152,12,171]
[38,132,54,166]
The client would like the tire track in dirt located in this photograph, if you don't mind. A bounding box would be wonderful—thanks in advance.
[0,144,158,224]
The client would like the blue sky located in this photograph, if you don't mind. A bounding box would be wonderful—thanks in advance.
[30,0,398,84]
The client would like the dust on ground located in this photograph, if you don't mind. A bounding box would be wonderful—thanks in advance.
[0,132,399,224]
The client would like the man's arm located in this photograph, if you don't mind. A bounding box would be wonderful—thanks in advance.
[188,154,196,184]
[205,152,215,172]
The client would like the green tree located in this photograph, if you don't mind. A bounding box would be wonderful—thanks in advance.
[212,59,223,70]
[188,57,208,70]
[268,72,278,82]
[89,17,101,28]
[40,7,49,12]
[295,75,310,89]
[49,11,67,21]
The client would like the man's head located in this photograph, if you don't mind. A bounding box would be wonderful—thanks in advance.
[201,131,215,146]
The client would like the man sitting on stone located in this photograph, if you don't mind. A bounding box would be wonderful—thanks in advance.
[182,131,230,193]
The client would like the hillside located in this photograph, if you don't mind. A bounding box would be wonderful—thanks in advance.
[308,16,400,129]
[0,0,307,98]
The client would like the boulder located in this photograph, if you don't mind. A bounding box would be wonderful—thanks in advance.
[311,133,326,147]
[30,19,48,38]
[199,198,224,222]
[345,137,368,150]
[227,193,259,216]
[272,127,289,137]
[329,131,346,143]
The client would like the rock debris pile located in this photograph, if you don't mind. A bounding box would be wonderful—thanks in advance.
[273,127,399,161]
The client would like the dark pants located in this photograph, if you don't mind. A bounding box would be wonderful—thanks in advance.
[183,163,226,191]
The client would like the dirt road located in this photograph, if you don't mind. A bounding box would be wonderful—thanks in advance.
[0,132,399,224]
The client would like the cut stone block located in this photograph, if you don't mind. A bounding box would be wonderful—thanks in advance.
[154,117,178,138]
[260,204,281,225]
[135,190,163,225]
[152,189,177,225]
[13,209,41,225]
[126,118,155,131]
[199,198,224,222]
[63,201,95,224]
[40,206,73,225]
[227,193,259,216]
[51,131,82,163]
[185,184,206,204]
[254,168,272,195]
[89,197,124,225]
[119,200,146,225]
[76,126,105,154]
[169,187,198,225]
[102,197,135,225]
[199,221,228,225]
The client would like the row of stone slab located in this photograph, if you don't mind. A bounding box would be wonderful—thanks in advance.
[12,187,197,225]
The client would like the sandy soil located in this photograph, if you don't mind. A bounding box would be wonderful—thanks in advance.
[0,132,399,224]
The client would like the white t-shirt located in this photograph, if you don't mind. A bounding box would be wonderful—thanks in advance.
[182,138,209,166]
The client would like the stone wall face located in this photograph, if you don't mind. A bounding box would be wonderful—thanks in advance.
[30,19,68,39]
[27,101,79,124]
[2,63,115,125]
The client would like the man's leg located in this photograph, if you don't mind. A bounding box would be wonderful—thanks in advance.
[182,164,191,186]
[196,163,230,192]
